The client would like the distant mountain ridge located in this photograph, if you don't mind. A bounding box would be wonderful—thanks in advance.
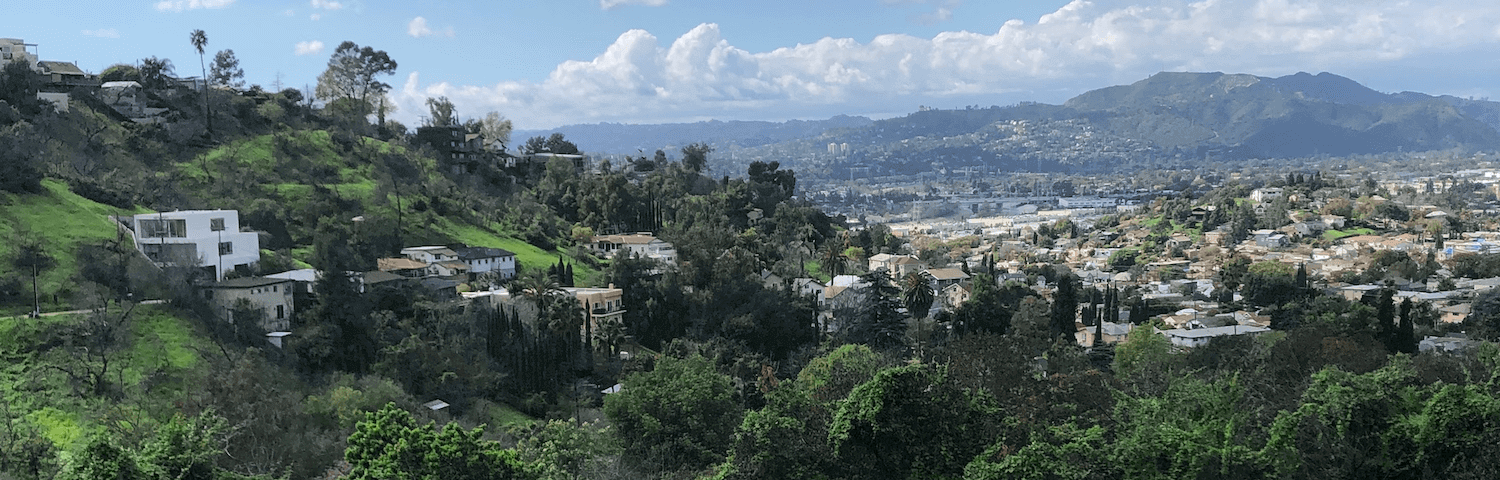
[517,72,1500,176]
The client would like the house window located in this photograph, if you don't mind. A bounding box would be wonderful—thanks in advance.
[210,218,225,231]
[219,242,233,255]
[139,219,187,238]
[272,285,278,292]
[276,305,285,319]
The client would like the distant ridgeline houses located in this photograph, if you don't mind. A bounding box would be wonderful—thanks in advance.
[2,37,202,121]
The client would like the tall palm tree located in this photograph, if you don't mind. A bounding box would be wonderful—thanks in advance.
[189,29,210,132]
[900,272,935,320]
[820,243,849,277]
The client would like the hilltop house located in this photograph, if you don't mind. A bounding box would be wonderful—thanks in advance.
[115,210,260,281]
[453,246,517,279]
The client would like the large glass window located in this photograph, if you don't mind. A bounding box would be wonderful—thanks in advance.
[210,218,225,231]
[219,242,233,255]
[139,218,187,238]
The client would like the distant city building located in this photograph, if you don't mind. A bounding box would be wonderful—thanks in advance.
[1057,197,1120,209]
[1250,187,1284,203]
[115,210,260,281]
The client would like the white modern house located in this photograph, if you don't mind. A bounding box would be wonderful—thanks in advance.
[117,210,260,281]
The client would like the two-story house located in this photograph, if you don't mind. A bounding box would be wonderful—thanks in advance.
[453,246,517,279]
[116,210,260,281]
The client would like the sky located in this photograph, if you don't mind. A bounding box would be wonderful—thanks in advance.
[8,0,1500,130]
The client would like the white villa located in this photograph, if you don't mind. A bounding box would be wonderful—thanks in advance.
[116,210,260,281]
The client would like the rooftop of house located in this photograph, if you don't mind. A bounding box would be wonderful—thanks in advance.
[209,276,292,289]
[593,233,661,245]
[402,246,458,257]
[453,246,515,260]
[925,268,970,281]
[378,258,428,271]
[1161,325,1271,339]
[37,61,85,75]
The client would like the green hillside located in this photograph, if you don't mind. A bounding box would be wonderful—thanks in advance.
[181,129,598,285]
[0,180,143,315]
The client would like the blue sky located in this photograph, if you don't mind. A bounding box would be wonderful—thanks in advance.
[9,1,1500,129]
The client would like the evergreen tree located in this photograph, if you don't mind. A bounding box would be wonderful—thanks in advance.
[1295,263,1309,290]
[1377,286,1396,352]
[1050,274,1078,341]
[1398,297,1417,354]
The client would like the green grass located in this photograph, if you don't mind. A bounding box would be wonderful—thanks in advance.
[488,403,537,429]
[1323,227,1375,241]
[127,305,201,378]
[0,180,137,314]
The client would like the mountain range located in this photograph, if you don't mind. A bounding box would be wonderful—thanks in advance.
[521,72,1500,174]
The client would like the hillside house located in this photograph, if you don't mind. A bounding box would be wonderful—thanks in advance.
[401,246,459,265]
[453,246,517,279]
[1250,188,1283,203]
[377,257,429,277]
[868,253,923,277]
[201,276,294,331]
[589,233,677,264]
[116,210,260,281]
[942,283,971,310]
[923,267,969,291]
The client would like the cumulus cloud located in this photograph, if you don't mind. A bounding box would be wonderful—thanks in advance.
[310,0,343,10]
[600,0,668,10]
[294,40,325,56]
[154,0,234,12]
[81,28,120,38]
[395,0,1500,129]
[408,17,454,38]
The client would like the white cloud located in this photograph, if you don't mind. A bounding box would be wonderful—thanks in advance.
[81,28,120,38]
[408,17,454,38]
[310,0,343,10]
[294,40,325,56]
[311,13,322,20]
[395,0,1500,129]
[600,0,668,10]
[154,0,234,12]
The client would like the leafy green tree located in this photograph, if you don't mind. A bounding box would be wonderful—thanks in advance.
[682,142,712,173]
[603,354,740,474]
[345,403,532,480]
[59,435,144,480]
[828,362,999,479]
[425,96,457,127]
[0,61,42,116]
[0,121,45,194]
[314,41,398,119]
[209,49,244,89]
[139,410,228,480]
[1111,376,1271,479]
[965,423,1113,480]
[515,420,623,480]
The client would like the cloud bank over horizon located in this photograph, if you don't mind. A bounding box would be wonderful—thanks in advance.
[393,0,1500,130]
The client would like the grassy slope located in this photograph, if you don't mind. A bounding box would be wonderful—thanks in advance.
[0,180,145,314]
[0,303,207,451]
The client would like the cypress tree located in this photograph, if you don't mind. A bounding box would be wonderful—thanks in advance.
[1377,286,1396,351]
[1398,297,1417,354]
[1050,274,1078,341]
